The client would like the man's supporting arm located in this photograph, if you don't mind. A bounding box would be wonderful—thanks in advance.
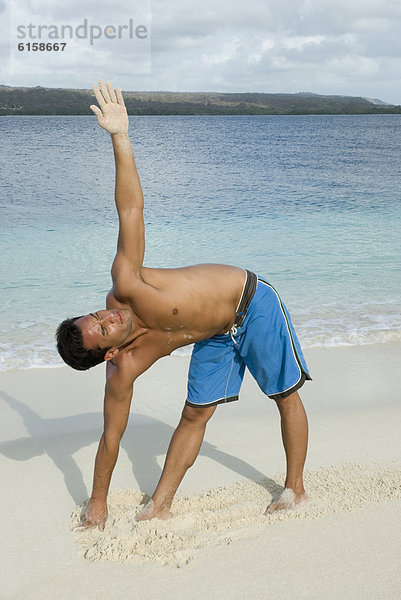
[79,370,133,530]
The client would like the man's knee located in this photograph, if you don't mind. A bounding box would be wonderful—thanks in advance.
[181,403,216,425]
[274,390,303,414]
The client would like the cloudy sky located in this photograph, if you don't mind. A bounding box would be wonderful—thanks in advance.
[1,0,401,103]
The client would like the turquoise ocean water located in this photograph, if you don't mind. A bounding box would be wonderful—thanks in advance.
[1,114,400,370]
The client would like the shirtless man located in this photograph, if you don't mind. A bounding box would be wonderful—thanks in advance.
[56,81,311,530]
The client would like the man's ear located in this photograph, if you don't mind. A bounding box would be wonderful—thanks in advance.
[104,348,119,361]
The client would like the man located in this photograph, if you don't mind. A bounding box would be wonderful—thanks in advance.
[56,81,311,530]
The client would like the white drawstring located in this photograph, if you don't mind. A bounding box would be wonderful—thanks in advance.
[230,325,238,345]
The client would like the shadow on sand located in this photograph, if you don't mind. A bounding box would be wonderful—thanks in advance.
[0,390,282,506]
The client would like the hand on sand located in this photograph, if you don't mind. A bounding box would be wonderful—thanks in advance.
[135,499,173,522]
[76,498,108,531]
[90,80,129,135]
[264,487,308,515]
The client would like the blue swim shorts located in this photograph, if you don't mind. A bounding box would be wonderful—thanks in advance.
[186,273,311,407]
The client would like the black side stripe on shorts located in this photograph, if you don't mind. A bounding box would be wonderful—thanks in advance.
[258,277,312,384]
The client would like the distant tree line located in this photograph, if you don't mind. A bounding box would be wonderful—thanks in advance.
[0,86,400,116]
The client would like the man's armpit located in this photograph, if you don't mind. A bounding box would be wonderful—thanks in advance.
[110,254,144,291]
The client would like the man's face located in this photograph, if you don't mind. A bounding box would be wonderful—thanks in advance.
[75,309,132,352]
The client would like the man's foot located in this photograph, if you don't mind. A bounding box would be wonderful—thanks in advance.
[135,499,173,522]
[264,487,308,515]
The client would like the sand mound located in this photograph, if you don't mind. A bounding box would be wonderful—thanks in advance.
[70,461,401,567]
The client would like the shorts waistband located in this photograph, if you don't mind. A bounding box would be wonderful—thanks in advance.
[234,270,258,327]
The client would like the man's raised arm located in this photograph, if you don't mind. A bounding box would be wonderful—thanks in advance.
[90,80,145,279]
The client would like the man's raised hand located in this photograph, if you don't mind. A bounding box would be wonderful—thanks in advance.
[90,80,129,135]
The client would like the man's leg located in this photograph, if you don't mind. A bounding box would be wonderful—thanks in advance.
[136,404,216,520]
[265,390,309,514]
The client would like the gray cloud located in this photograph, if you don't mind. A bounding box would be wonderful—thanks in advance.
[0,0,400,103]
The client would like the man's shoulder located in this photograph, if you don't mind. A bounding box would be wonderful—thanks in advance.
[106,342,162,387]
[105,358,133,390]
[109,254,148,294]
[106,278,148,307]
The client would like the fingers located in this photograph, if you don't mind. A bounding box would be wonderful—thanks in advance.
[106,81,117,103]
[74,519,105,531]
[115,87,125,107]
[93,80,122,107]
[99,79,111,103]
[74,520,94,531]
[93,84,106,108]
[90,104,103,118]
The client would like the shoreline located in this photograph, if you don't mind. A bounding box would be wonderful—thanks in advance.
[1,341,400,598]
[1,336,401,373]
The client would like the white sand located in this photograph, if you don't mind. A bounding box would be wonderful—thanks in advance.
[70,462,401,567]
[1,342,401,599]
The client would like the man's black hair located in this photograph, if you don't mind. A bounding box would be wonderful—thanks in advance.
[56,316,110,371]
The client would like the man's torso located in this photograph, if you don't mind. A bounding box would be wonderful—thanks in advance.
[106,263,247,376]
